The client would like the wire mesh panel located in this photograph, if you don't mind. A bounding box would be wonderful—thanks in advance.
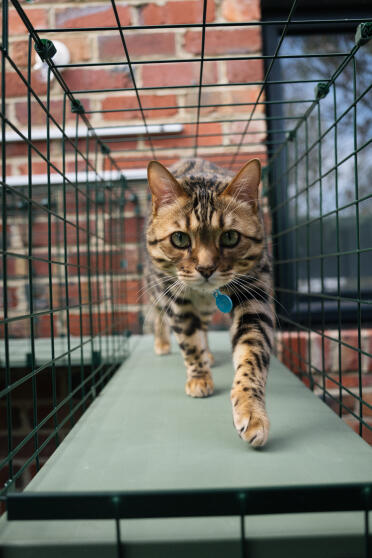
[0,0,372,541]
[266,19,372,443]
[0,0,142,498]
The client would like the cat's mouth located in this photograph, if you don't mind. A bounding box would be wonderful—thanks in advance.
[178,273,230,292]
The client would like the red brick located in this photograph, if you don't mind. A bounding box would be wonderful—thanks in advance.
[102,94,179,121]
[362,391,372,417]
[325,373,372,389]
[323,393,356,416]
[3,69,47,97]
[195,122,223,146]
[228,88,264,112]
[68,252,124,276]
[139,0,215,25]
[17,161,61,176]
[55,4,131,28]
[64,36,92,63]
[35,314,59,338]
[124,246,140,274]
[9,40,35,68]
[98,33,176,59]
[280,332,308,376]
[6,143,29,158]
[16,99,62,127]
[195,89,262,117]
[184,28,261,55]
[221,0,260,22]
[0,8,48,35]
[103,139,138,151]
[66,160,92,174]
[226,58,263,84]
[114,280,142,305]
[144,122,222,149]
[141,61,217,87]
[106,216,144,243]
[0,253,28,281]
[18,220,86,248]
[228,119,267,147]
[63,68,132,93]
[0,285,19,311]
[66,280,101,306]
[69,311,140,336]
[107,155,178,170]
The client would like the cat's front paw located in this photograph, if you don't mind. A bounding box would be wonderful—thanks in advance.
[154,340,171,355]
[207,351,215,366]
[186,374,214,398]
[231,391,269,447]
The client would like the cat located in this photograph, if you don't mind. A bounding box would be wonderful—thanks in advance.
[144,158,274,447]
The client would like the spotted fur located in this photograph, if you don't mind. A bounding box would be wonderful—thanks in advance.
[145,158,274,447]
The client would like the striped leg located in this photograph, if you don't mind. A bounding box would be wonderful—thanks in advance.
[153,306,171,355]
[201,310,214,366]
[230,302,274,447]
[170,311,214,398]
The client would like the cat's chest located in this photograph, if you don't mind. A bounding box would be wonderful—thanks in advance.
[188,289,215,313]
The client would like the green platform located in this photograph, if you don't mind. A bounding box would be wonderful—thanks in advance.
[1,333,371,557]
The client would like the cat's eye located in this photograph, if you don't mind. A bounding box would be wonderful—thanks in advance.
[171,231,191,249]
[220,230,240,248]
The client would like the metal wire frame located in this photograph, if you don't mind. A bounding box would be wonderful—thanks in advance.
[0,0,144,498]
[0,0,371,544]
[261,17,372,442]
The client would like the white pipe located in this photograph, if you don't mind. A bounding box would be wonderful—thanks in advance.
[5,169,148,187]
[3,124,183,143]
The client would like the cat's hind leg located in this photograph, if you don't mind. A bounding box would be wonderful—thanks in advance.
[153,306,171,355]
[200,311,214,366]
[203,330,214,366]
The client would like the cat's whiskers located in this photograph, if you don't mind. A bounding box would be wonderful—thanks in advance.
[229,279,271,328]
[142,278,181,326]
[235,272,281,309]
[231,275,281,324]
[138,274,174,293]
[137,275,176,299]
[157,280,187,326]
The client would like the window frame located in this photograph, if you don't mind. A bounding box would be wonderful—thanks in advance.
[261,3,372,327]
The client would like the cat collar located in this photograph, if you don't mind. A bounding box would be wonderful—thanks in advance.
[213,289,233,313]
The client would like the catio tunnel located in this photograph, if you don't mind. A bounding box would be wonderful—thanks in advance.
[0,0,372,556]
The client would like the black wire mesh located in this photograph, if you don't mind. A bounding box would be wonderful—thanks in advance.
[0,0,371,526]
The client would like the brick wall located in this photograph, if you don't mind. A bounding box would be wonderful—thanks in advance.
[1,0,266,339]
[277,330,372,444]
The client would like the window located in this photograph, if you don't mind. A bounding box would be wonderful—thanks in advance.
[262,2,372,325]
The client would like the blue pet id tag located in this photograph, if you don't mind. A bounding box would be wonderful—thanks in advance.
[213,289,233,313]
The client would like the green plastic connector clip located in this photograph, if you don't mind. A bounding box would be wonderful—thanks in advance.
[315,82,330,100]
[101,143,110,155]
[96,191,105,205]
[71,99,85,114]
[34,39,56,61]
[355,22,372,47]
[287,130,296,142]
[120,175,128,189]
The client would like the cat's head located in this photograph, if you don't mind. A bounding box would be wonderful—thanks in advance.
[146,159,264,292]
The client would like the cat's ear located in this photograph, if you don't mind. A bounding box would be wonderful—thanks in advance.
[221,159,261,211]
[147,161,186,212]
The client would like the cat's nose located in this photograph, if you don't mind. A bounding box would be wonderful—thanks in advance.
[196,265,217,280]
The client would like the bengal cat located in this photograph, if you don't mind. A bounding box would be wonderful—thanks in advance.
[144,158,274,447]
